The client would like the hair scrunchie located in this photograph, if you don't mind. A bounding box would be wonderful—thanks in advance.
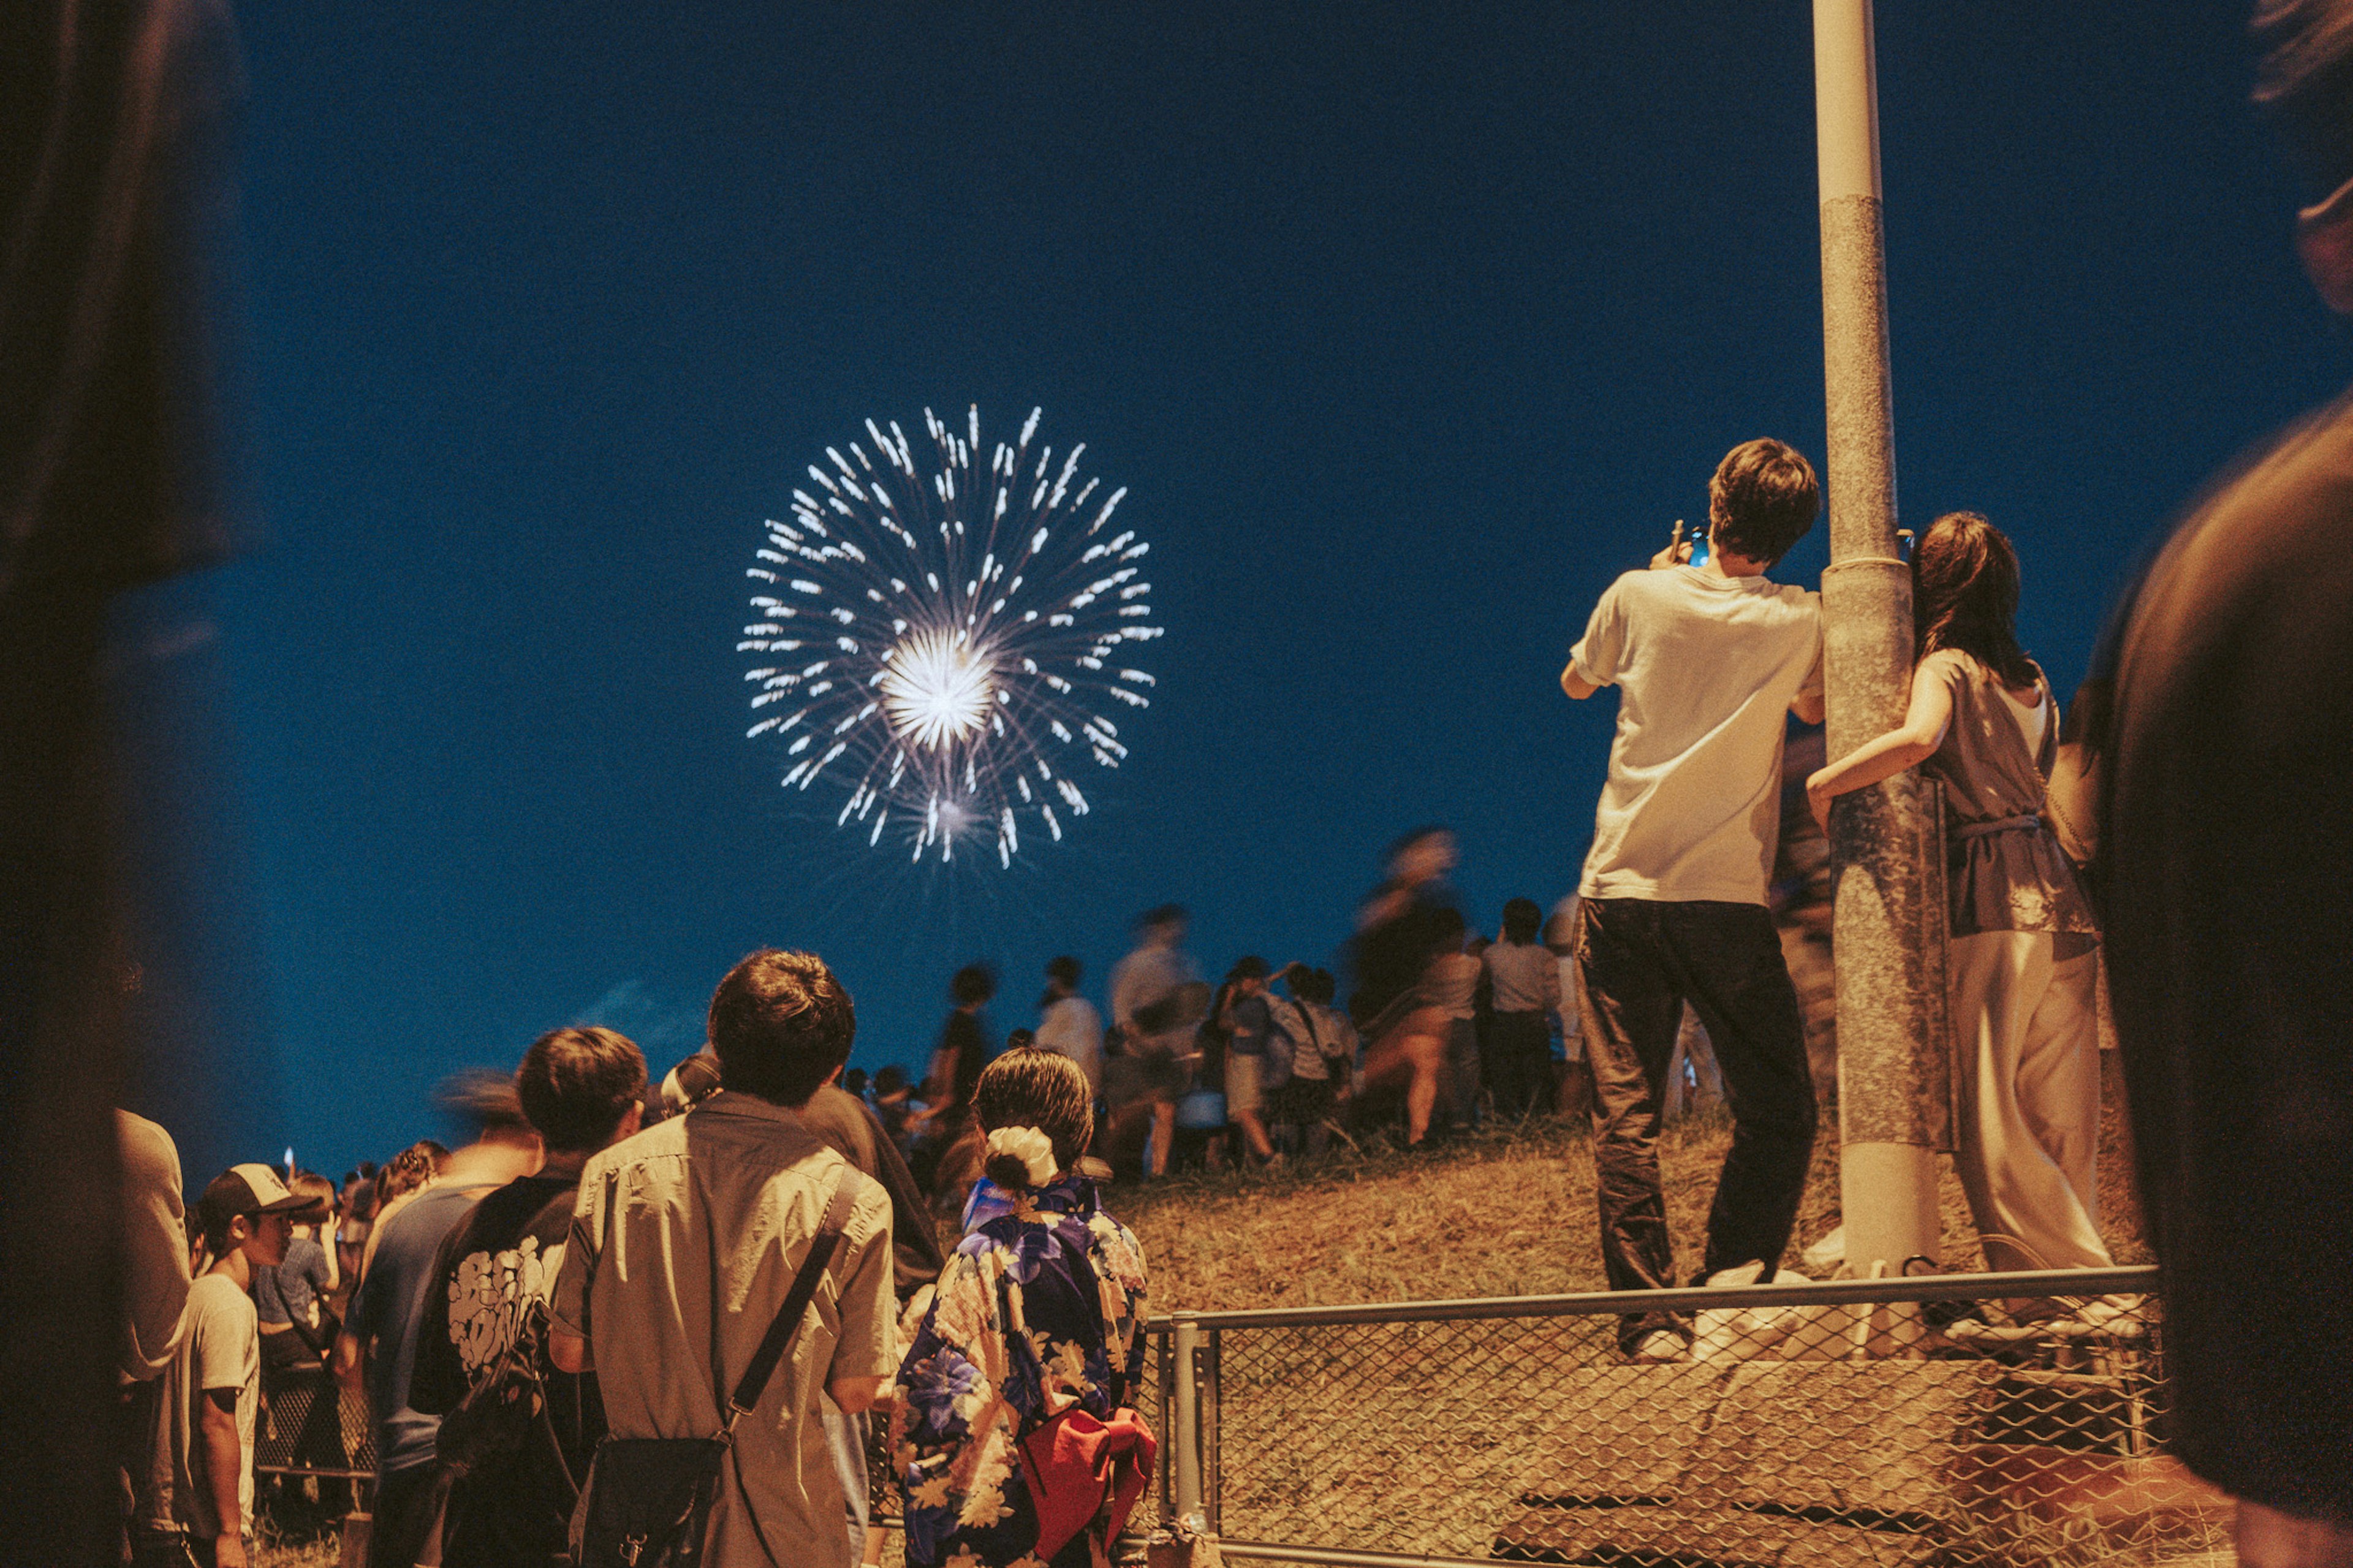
[983,1124,1058,1188]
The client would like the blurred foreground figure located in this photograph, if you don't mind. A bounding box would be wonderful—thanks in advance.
[2,2,240,1563]
[2102,4,2353,1557]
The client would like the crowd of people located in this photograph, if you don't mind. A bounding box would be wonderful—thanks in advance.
[108,439,2136,1568]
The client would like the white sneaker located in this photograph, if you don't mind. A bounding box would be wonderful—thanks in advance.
[1630,1330,1689,1364]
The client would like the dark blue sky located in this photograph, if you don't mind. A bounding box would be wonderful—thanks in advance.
[170,1,2343,1177]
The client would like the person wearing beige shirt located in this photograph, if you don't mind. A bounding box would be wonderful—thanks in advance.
[551,950,895,1568]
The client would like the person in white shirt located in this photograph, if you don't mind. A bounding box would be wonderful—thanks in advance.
[1481,900,1560,1120]
[1560,437,1826,1362]
[1420,909,1482,1133]
[1032,955,1105,1104]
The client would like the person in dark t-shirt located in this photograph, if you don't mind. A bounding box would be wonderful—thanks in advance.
[409,1028,646,1568]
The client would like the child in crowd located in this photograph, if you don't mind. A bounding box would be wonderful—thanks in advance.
[1806,511,2108,1272]
[896,1047,1152,1568]
[1561,437,1825,1361]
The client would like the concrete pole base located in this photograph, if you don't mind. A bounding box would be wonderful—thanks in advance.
[1840,1140,1940,1276]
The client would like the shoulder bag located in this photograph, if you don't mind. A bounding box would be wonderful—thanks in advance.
[575,1165,863,1568]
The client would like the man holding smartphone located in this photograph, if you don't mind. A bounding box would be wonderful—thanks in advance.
[1560,438,1827,1362]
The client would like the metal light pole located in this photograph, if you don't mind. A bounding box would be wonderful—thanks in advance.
[1812,0,1949,1282]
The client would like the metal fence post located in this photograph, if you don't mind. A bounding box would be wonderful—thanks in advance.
[1172,1314,1204,1528]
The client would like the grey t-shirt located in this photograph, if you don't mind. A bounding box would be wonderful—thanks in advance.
[134,1272,257,1542]
[252,1236,330,1330]
[349,1184,486,1472]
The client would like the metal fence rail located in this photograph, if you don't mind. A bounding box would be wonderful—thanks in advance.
[1139,1268,2226,1568]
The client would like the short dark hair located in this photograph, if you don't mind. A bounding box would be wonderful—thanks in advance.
[1433,906,1468,946]
[517,1026,648,1153]
[950,963,997,1006]
[1046,954,1083,988]
[1501,898,1542,942]
[874,1064,908,1096]
[1290,966,1338,1006]
[436,1068,534,1142]
[973,1046,1094,1175]
[1708,439,1820,567]
[1136,903,1186,932]
[707,949,856,1108]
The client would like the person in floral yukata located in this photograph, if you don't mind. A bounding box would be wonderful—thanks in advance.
[894,1047,1149,1568]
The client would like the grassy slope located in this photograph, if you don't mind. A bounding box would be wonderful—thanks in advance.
[1114,1060,2148,1314]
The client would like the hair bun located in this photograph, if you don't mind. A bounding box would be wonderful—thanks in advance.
[982,1124,1058,1187]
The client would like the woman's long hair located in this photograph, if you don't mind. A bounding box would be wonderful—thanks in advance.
[1912,511,2040,689]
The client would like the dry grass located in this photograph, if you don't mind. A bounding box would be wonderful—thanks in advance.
[1113,1060,2148,1314]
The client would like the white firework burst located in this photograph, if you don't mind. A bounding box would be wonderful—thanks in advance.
[741,406,1164,867]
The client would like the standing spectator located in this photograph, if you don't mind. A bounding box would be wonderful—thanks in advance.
[409,1027,646,1568]
[872,1064,915,1147]
[333,1167,376,1314]
[1560,439,1825,1360]
[357,1139,445,1286]
[798,1064,948,1562]
[1422,909,1482,1133]
[896,1048,1150,1568]
[1808,512,2108,1271]
[118,1113,191,1565]
[1545,898,1593,1122]
[255,1172,346,1513]
[1264,968,1356,1158]
[1347,829,1458,1149]
[1105,906,1208,1178]
[1214,957,1280,1168]
[118,1111,192,1385]
[656,1050,724,1124]
[1034,955,1105,1104]
[131,1165,309,1568]
[336,1091,540,1568]
[550,949,895,1568]
[1482,900,1561,1121]
[2098,10,2353,1550]
[910,964,996,1178]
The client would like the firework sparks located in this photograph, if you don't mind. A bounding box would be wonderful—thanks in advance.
[741,406,1163,866]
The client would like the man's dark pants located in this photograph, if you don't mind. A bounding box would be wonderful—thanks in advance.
[369,1461,445,1568]
[1577,897,1817,1350]
[1485,1010,1552,1120]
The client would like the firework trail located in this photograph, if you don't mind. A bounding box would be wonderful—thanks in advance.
[741,406,1163,868]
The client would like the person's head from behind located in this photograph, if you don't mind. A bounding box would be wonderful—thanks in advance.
[1387,826,1457,887]
[1501,897,1543,945]
[1912,510,2037,688]
[516,1025,648,1155]
[1432,906,1468,953]
[198,1164,307,1271]
[1045,954,1083,995]
[707,949,856,1109]
[874,1063,909,1102]
[843,1067,870,1098]
[1136,903,1188,949]
[1227,955,1271,998]
[657,1051,724,1121]
[1290,966,1338,1007]
[972,1045,1094,1187]
[438,1067,539,1151]
[1707,439,1820,569]
[289,1171,337,1231]
[374,1140,444,1208]
[950,963,997,1010]
[2255,0,2353,311]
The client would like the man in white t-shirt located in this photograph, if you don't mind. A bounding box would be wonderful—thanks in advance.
[132,1164,308,1568]
[1561,437,1825,1362]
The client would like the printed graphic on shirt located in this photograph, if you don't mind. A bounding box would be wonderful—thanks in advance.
[447,1234,566,1374]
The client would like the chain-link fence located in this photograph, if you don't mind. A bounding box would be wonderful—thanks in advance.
[1140,1267,2226,1568]
[254,1376,374,1482]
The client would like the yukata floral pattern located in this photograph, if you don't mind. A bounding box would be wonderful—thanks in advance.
[893,1174,1148,1568]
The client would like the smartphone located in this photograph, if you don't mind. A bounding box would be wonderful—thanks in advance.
[1670,518,1707,569]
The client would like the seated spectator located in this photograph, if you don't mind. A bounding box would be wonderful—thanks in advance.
[896,1048,1150,1568]
[411,1027,647,1568]
[1482,899,1560,1120]
[551,949,895,1568]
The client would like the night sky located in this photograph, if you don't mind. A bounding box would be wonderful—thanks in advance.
[140,1,2346,1180]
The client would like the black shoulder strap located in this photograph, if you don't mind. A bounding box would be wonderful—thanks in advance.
[721,1167,862,1433]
